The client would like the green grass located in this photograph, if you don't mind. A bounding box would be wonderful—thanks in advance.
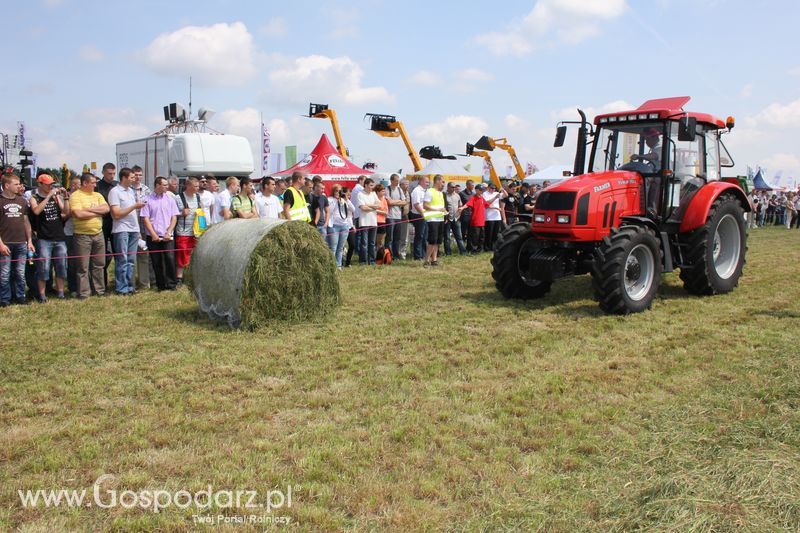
[1,226,799,531]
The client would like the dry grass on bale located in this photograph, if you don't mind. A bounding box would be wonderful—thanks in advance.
[239,221,340,328]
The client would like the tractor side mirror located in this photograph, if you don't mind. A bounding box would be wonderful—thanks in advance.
[554,125,567,147]
[678,116,697,142]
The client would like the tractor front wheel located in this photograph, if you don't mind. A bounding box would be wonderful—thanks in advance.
[491,222,552,300]
[592,225,662,314]
[679,194,746,295]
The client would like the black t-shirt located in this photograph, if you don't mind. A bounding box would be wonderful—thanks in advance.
[504,193,521,219]
[311,194,328,224]
[33,192,66,240]
[519,193,536,221]
[96,179,117,237]
[0,195,28,243]
[459,189,475,216]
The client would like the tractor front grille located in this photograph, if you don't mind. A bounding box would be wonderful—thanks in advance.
[535,191,576,211]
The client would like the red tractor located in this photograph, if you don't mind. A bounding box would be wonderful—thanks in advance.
[491,96,749,314]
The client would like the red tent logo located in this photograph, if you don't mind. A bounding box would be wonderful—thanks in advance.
[328,155,345,167]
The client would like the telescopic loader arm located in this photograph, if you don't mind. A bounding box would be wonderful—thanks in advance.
[466,142,502,189]
[365,113,424,172]
[308,103,347,157]
[474,136,526,180]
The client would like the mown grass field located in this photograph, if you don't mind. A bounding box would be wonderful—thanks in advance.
[1,226,799,531]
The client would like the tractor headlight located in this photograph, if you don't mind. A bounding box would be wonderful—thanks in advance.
[556,214,570,224]
[534,214,545,223]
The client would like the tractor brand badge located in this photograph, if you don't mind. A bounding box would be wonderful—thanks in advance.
[593,182,611,193]
[546,216,552,223]
[617,179,637,185]
[327,155,345,167]
[300,154,313,165]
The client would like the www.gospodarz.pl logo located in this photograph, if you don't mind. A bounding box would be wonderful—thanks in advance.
[18,474,296,516]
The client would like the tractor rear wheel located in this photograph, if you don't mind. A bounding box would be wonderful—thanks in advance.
[491,222,552,300]
[592,225,662,314]
[679,194,746,295]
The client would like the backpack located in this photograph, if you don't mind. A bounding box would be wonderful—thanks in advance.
[180,192,207,237]
[375,246,392,265]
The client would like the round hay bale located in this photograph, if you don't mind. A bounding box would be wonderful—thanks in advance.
[187,219,340,328]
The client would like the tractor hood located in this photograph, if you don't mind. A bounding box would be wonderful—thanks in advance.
[531,170,643,241]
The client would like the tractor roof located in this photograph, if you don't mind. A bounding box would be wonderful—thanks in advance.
[594,96,726,128]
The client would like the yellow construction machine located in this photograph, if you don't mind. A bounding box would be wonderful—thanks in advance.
[365,113,424,172]
[465,141,502,189]
[472,136,526,180]
[308,103,348,156]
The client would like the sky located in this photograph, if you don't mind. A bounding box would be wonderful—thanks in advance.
[2,0,799,185]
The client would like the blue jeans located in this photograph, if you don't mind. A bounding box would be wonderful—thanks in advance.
[444,219,467,255]
[112,231,139,294]
[36,239,67,281]
[360,226,377,265]
[353,217,366,264]
[0,242,27,303]
[327,224,349,267]
[386,218,401,258]
[411,214,428,260]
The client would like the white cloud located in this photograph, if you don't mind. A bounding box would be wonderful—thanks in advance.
[79,44,104,62]
[456,68,494,83]
[323,7,360,39]
[504,114,527,129]
[409,70,442,86]
[261,17,288,37]
[140,22,257,87]
[415,115,489,146]
[267,55,393,106]
[753,98,800,128]
[739,83,753,98]
[761,153,800,177]
[551,99,633,122]
[475,0,628,56]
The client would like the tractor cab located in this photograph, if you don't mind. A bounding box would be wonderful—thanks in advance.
[492,96,749,315]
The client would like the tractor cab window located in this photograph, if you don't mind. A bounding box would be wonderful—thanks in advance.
[591,122,665,175]
[666,122,704,181]
[704,130,721,181]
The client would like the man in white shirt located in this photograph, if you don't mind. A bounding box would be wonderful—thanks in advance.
[350,175,366,265]
[357,178,381,266]
[108,167,146,295]
[255,177,282,220]
[483,183,505,251]
[216,176,240,222]
[199,176,216,224]
[410,176,429,260]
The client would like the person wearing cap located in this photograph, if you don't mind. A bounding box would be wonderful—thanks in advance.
[443,182,466,256]
[483,182,506,251]
[457,183,501,254]
[29,172,70,302]
[631,127,663,216]
[503,180,521,226]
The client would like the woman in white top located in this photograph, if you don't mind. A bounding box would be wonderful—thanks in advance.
[327,185,354,269]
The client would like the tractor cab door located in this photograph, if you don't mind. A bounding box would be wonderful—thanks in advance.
[664,121,717,222]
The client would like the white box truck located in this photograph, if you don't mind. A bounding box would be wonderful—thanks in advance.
[116,132,254,189]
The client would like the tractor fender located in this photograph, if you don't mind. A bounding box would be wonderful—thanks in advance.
[679,181,750,233]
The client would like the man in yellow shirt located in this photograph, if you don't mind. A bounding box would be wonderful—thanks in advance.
[69,173,110,299]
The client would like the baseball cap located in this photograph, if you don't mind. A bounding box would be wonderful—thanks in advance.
[488,182,497,189]
[37,174,54,185]
[475,183,486,190]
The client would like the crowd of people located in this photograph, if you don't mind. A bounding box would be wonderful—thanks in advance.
[0,163,552,306]
[748,189,800,229]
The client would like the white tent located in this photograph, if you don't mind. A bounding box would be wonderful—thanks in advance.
[407,158,482,182]
[523,165,571,186]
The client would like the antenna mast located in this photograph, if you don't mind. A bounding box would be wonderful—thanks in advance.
[188,76,192,120]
